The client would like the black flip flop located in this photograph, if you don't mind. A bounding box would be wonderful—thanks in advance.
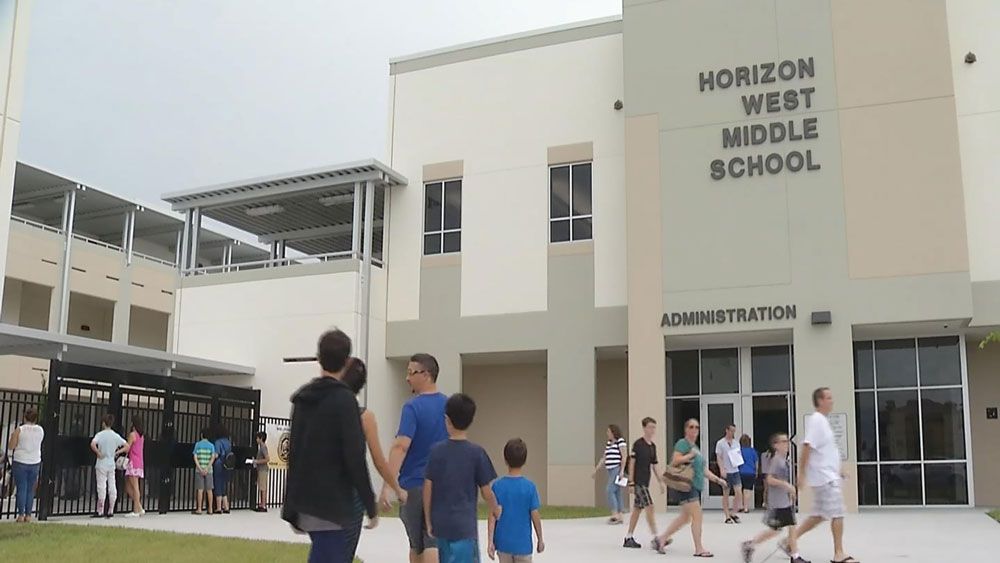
[831,558,859,563]
[694,552,715,558]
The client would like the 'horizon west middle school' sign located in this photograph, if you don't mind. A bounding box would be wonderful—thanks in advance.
[699,57,822,180]
[662,305,797,327]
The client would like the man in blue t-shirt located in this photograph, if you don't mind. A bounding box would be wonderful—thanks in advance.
[384,353,449,563]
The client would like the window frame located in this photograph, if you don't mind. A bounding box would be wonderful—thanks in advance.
[422,178,462,255]
[854,335,972,506]
[548,161,593,244]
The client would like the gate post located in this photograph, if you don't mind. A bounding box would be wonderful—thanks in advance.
[37,360,63,521]
[159,389,175,514]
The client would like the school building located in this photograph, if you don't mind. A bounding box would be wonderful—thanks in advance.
[2,0,1000,511]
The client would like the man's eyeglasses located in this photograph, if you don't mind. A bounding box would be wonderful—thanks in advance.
[687,425,700,430]
[407,369,428,377]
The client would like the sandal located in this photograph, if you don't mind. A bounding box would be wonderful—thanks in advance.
[653,537,673,554]
[733,515,741,523]
[725,517,736,524]
[831,558,860,563]
[694,552,715,558]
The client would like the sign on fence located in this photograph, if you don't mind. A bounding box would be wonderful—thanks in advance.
[266,421,290,469]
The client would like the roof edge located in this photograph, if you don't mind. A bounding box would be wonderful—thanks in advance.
[161,158,407,206]
[390,14,622,75]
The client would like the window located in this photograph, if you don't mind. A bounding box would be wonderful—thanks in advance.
[751,345,792,392]
[549,162,592,243]
[854,336,969,506]
[423,179,461,255]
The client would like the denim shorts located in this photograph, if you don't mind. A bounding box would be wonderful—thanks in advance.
[676,488,702,505]
[725,472,743,490]
[438,537,479,563]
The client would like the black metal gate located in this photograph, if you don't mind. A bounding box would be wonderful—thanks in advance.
[1,388,44,519]
[37,360,260,520]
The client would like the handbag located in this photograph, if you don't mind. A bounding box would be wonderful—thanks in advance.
[1,453,12,498]
[663,463,694,492]
[115,454,131,472]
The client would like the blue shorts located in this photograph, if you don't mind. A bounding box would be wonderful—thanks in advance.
[676,488,702,505]
[438,538,480,563]
[725,472,743,490]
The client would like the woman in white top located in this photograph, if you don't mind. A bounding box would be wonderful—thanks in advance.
[8,408,44,522]
[592,424,627,524]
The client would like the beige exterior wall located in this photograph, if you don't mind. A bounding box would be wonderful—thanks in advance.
[66,292,114,341]
[174,264,372,418]
[967,341,1000,506]
[387,32,626,322]
[128,305,169,350]
[947,0,1000,283]
[2,220,177,349]
[0,0,33,300]
[0,355,47,392]
[464,362,549,501]
[594,358,628,505]
[623,0,975,509]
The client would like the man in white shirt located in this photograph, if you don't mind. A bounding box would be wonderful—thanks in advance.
[715,423,743,523]
[787,388,858,563]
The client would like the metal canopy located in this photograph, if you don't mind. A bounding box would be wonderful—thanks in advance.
[0,323,254,377]
[12,162,268,266]
[161,159,404,257]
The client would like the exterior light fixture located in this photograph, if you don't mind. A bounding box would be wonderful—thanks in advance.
[245,204,284,217]
[811,311,832,325]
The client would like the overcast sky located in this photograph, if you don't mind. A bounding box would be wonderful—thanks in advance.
[19,0,620,210]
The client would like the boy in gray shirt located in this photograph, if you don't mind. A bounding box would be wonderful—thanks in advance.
[740,433,808,563]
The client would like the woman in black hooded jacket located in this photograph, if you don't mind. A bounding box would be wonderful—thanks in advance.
[282,329,377,563]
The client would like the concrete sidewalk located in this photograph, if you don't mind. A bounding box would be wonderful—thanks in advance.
[51,507,998,561]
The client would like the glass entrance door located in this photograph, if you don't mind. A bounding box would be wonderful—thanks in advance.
[701,395,742,509]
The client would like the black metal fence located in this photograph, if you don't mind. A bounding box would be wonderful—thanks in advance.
[258,415,289,507]
[2,367,276,521]
[32,360,261,520]
[0,388,45,519]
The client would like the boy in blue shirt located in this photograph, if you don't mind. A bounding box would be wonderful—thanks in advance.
[424,393,501,563]
[488,438,545,562]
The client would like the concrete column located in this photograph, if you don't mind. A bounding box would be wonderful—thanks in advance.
[179,210,192,273]
[624,115,667,464]
[111,265,133,345]
[546,343,596,506]
[188,207,201,269]
[55,187,78,334]
[359,180,375,366]
[0,0,35,300]
[1,278,23,324]
[792,322,858,511]
[351,181,363,258]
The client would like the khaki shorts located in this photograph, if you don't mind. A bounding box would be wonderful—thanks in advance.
[499,554,532,563]
[811,481,846,520]
[257,471,269,492]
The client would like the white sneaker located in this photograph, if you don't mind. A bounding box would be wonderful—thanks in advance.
[139,509,146,515]
[125,512,141,518]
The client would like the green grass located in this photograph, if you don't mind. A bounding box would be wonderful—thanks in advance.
[989,509,1000,523]
[385,503,608,520]
[0,523,361,562]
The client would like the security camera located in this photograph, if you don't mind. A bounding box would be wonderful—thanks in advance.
[965,52,977,64]
[614,99,624,110]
